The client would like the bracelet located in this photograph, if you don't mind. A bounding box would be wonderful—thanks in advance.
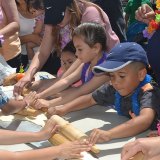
[0,35,4,47]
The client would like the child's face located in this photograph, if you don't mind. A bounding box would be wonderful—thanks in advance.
[73,36,97,63]
[61,51,77,71]
[29,8,44,17]
[109,65,144,96]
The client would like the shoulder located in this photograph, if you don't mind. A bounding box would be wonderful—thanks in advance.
[139,83,160,109]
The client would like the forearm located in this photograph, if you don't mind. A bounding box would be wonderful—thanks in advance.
[0,22,19,38]
[1,99,26,115]
[0,147,60,160]
[19,34,35,44]
[0,130,44,145]
[62,94,96,114]
[38,78,71,98]
[38,65,82,99]
[26,25,54,77]
[108,116,153,140]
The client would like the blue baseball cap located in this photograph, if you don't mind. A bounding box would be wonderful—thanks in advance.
[44,0,72,25]
[93,42,149,74]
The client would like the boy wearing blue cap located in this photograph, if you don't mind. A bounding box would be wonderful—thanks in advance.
[50,42,160,144]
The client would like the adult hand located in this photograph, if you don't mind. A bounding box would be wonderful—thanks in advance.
[14,73,32,97]
[56,140,91,159]
[88,129,111,145]
[121,137,160,160]
[135,4,155,24]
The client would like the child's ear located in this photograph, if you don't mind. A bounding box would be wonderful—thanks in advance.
[138,68,147,81]
[93,43,102,54]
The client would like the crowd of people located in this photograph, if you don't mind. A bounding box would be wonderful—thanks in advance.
[0,0,160,159]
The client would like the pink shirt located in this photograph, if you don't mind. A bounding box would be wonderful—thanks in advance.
[81,5,120,52]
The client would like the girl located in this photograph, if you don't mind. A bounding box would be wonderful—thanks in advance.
[0,0,21,72]
[33,22,110,112]
[14,0,119,97]
[57,41,77,78]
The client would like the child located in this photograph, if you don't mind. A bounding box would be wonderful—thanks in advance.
[0,90,91,159]
[57,41,82,87]
[33,22,109,109]
[48,42,160,145]
[25,0,45,65]
[57,41,77,77]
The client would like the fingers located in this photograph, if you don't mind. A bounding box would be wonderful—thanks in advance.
[88,129,99,145]
[121,141,143,160]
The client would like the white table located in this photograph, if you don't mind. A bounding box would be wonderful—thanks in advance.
[0,105,149,160]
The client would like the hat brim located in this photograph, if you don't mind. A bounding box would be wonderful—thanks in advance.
[93,61,132,75]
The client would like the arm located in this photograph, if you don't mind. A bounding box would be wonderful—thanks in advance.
[33,19,44,35]
[19,34,41,45]
[89,108,155,144]
[60,59,82,78]
[1,99,26,115]
[13,24,54,96]
[48,74,109,107]
[38,63,83,99]
[0,0,19,38]
[0,118,58,145]
[48,93,97,116]
[0,140,91,160]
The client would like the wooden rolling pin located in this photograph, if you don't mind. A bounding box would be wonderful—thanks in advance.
[51,115,100,154]
[49,133,70,145]
[130,152,144,160]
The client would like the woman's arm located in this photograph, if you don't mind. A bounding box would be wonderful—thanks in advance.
[38,63,83,99]
[0,0,19,37]
[14,24,54,96]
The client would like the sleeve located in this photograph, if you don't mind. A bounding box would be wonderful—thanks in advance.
[124,1,132,14]
[92,84,115,106]
[81,6,119,52]
[0,90,9,108]
[140,87,160,117]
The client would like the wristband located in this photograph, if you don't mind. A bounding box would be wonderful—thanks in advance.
[0,35,4,47]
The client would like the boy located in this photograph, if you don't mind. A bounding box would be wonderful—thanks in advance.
[49,42,160,145]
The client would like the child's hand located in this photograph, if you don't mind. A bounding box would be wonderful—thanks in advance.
[23,91,38,107]
[34,99,50,110]
[56,140,91,159]
[39,118,59,140]
[47,105,66,118]
[88,129,111,145]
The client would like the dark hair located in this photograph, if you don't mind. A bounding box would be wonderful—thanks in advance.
[62,41,76,55]
[73,22,107,51]
[25,0,44,11]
